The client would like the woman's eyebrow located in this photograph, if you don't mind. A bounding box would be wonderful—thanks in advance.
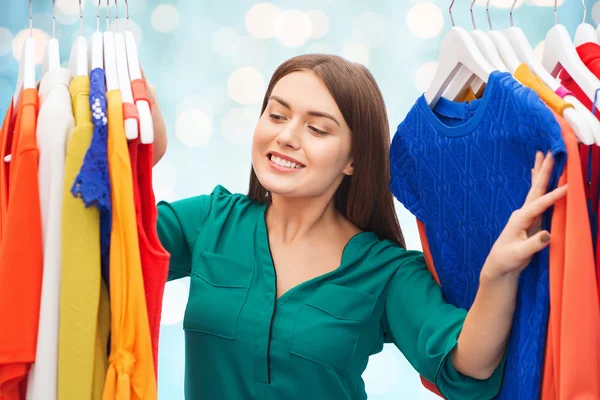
[269,95,340,127]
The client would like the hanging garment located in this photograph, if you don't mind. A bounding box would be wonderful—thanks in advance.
[129,78,170,377]
[541,111,600,400]
[0,102,13,244]
[389,71,566,400]
[128,138,169,378]
[26,67,74,400]
[156,184,504,400]
[72,68,112,290]
[413,87,480,398]
[57,74,109,400]
[102,90,156,400]
[558,43,600,296]
[0,89,43,400]
[515,64,574,115]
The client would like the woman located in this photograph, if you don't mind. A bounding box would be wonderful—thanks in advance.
[149,54,565,399]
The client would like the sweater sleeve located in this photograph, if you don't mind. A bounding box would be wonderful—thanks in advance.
[383,252,505,400]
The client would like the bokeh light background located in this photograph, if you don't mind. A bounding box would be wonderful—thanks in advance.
[0,0,594,398]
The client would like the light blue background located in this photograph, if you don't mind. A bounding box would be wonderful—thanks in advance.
[0,0,595,398]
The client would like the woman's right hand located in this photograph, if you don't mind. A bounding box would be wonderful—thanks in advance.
[141,68,168,166]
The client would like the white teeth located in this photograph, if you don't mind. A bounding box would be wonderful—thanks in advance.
[271,155,302,169]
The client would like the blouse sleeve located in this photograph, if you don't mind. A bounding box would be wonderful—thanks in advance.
[157,194,213,281]
[383,251,505,400]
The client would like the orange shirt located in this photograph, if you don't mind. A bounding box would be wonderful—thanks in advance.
[102,90,156,400]
[541,113,600,399]
[0,102,14,243]
[0,89,43,400]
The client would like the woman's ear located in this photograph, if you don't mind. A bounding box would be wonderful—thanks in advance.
[343,159,354,176]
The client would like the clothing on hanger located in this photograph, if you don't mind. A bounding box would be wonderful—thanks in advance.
[26,66,74,400]
[558,42,600,297]
[0,88,43,400]
[128,79,170,377]
[72,68,112,291]
[102,89,156,400]
[57,74,108,400]
[390,71,566,400]
[541,111,600,400]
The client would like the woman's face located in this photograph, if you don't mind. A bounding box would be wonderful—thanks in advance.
[251,70,354,199]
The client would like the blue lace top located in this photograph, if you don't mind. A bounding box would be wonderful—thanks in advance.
[72,68,112,289]
[390,72,566,400]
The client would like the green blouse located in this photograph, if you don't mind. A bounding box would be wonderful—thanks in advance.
[156,185,504,399]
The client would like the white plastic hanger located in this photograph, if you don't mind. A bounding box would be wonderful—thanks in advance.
[485,1,521,74]
[574,0,598,46]
[505,0,598,145]
[124,0,153,143]
[69,0,88,77]
[542,1,600,110]
[13,0,36,107]
[425,0,494,107]
[114,0,138,140]
[103,0,119,92]
[90,0,103,71]
[42,0,60,75]
[445,1,506,99]
[470,1,507,72]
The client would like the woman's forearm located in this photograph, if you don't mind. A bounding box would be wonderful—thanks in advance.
[146,83,168,166]
[451,268,519,380]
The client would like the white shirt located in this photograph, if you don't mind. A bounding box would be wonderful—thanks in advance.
[26,67,74,400]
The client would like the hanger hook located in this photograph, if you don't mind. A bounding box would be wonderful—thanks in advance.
[554,0,558,25]
[449,0,455,27]
[97,0,101,32]
[486,0,493,30]
[470,0,477,30]
[29,0,32,37]
[115,0,119,32]
[125,0,130,31]
[52,0,56,38]
[582,0,587,24]
[79,0,83,36]
[510,0,517,27]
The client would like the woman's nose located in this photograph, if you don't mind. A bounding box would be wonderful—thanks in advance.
[276,122,302,149]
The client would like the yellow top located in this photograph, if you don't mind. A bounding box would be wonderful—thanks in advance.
[58,76,110,400]
[457,87,478,102]
[515,63,574,115]
[102,90,157,400]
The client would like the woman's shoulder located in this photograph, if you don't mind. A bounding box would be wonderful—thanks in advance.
[353,231,425,270]
[158,184,264,226]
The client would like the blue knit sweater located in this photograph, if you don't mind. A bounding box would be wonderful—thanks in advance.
[390,71,566,400]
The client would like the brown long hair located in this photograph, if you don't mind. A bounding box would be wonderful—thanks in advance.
[248,54,405,248]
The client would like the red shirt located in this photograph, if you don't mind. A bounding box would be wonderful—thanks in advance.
[128,137,170,378]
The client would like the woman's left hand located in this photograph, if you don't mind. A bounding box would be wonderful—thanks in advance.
[481,151,567,281]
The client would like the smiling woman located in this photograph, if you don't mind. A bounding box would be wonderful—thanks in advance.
[248,55,405,247]
[148,52,566,400]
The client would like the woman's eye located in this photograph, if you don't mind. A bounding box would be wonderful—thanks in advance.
[309,126,329,136]
[269,113,285,121]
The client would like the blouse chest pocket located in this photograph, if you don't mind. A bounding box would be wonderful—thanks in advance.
[290,284,377,375]
[183,251,254,340]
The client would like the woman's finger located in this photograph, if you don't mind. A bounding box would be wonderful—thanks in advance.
[533,151,544,177]
[517,230,552,259]
[513,184,567,228]
[525,152,554,204]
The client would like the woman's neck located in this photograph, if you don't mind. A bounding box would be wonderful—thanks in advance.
[266,192,341,245]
